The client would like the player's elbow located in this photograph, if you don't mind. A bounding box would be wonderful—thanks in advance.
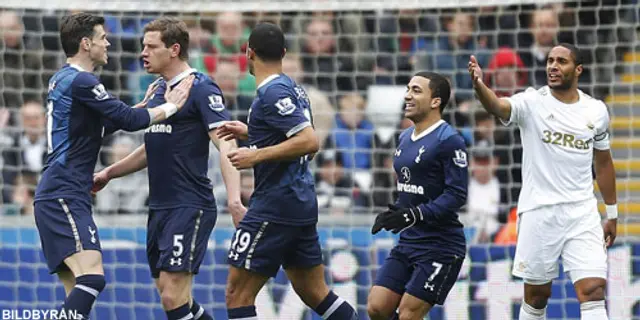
[297,127,319,154]
[306,134,320,154]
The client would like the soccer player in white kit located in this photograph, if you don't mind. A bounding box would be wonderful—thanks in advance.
[468,43,618,320]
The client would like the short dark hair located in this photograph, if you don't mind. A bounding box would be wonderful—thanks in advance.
[556,43,583,66]
[248,22,286,62]
[143,17,190,61]
[60,13,105,58]
[413,71,451,114]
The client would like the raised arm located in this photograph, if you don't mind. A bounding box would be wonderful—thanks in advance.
[468,55,512,121]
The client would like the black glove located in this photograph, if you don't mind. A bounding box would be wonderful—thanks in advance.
[371,204,423,234]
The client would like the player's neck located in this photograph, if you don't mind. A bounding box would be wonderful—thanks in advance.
[66,56,94,73]
[160,61,192,82]
[550,87,579,104]
[413,115,442,136]
[254,63,282,89]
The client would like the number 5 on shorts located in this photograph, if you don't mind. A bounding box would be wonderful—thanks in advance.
[173,234,184,257]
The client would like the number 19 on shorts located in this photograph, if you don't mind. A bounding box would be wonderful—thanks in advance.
[228,229,251,261]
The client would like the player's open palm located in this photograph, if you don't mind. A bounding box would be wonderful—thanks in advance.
[217,121,249,141]
[165,75,195,110]
[91,170,110,194]
[468,55,484,87]
[134,78,161,108]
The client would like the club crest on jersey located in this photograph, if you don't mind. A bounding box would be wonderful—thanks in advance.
[453,149,468,168]
[415,146,426,163]
[208,94,225,112]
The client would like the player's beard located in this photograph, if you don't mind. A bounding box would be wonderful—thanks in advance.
[549,72,574,91]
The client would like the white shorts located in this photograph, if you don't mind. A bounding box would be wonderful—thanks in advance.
[511,198,607,284]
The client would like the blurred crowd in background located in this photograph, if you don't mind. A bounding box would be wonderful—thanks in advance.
[1,1,638,244]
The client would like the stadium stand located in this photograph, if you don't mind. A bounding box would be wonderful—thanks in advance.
[1,1,640,319]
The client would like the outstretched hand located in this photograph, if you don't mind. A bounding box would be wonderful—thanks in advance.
[468,55,484,87]
[216,121,249,141]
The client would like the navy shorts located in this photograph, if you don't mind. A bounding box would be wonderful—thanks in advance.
[34,198,102,274]
[227,214,323,277]
[374,245,463,305]
[147,207,216,278]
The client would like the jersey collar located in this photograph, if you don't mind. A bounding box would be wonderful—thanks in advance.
[411,119,445,141]
[167,68,197,87]
[68,64,85,72]
[257,74,280,90]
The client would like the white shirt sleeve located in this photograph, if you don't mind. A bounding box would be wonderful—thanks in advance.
[500,87,537,127]
[593,102,611,150]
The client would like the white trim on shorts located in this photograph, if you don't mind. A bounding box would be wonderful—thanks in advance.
[187,210,203,272]
[245,222,269,270]
[58,198,82,252]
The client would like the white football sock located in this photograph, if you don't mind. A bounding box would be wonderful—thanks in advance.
[519,301,546,320]
[580,300,608,320]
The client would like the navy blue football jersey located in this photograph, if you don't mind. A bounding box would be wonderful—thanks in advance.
[394,120,468,258]
[246,74,317,225]
[35,64,152,204]
[144,69,231,209]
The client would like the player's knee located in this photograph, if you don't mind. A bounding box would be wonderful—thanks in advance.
[524,282,552,309]
[366,300,393,320]
[398,309,422,320]
[160,289,188,311]
[575,278,606,302]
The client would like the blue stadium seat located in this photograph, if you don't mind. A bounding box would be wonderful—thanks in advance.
[36,286,55,303]
[18,247,39,264]
[114,249,135,264]
[0,287,15,302]
[114,286,134,304]
[18,286,36,302]
[115,266,135,283]
[0,247,18,263]
[134,287,156,304]
[0,266,17,282]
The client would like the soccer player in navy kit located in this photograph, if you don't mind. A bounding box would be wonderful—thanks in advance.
[34,13,192,319]
[92,18,244,320]
[366,72,468,320]
[216,23,358,320]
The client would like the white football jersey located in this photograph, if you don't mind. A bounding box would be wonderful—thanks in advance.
[502,86,610,213]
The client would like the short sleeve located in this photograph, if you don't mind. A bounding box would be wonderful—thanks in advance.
[194,82,232,131]
[261,85,311,138]
[501,87,537,127]
[593,102,611,151]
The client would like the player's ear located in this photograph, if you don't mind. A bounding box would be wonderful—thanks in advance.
[246,47,255,61]
[430,97,441,110]
[575,64,583,77]
[170,43,181,58]
[80,37,91,52]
